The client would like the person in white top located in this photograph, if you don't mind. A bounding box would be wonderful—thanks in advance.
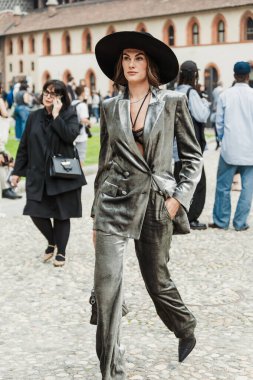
[209,61,253,231]
[71,86,92,164]
[91,91,100,122]
[174,60,210,230]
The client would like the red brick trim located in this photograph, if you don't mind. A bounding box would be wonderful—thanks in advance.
[29,35,35,54]
[82,28,92,53]
[62,69,72,84]
[62,31,71,54]
[240,10,253,42]
[187,17,200,46]
[136,22,147,32]
[106,25,116,35]
[42,70,51,85]
[211,13,227,44]
[42,32,51,56]
[17,36,24,55]
[6,38,13,55]
[162,19,176,46]
[204,62,221,79]
[85,68,96,91]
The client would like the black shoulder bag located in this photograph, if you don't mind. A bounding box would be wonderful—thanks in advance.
[50,146,83,179]
[46,126,83,179]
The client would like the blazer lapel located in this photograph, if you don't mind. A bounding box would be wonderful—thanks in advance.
[143,89,165,145]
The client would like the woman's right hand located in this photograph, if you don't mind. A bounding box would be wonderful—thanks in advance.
[11,175,20,188]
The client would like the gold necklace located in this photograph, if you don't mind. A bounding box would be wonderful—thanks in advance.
[130,91,150,104]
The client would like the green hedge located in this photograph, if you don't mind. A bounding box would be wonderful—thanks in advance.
[6,123,100,166]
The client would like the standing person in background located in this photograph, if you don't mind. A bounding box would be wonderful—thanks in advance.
[92,31,203,379]
[11,80,87,267]
[72,85,92,165]
[0,85,8,119]
[91,91,100,123]
[14,82,31,140]
[6,85,14,109]
[0,87,9,217]
[66,76,76,102]
[0,84,21,201]
[174,60,210,230]
[210,81,223,150]
[0,152,7,217]
[209,61,253,231]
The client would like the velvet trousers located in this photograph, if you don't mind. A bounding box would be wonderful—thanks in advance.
[94,190,196,379]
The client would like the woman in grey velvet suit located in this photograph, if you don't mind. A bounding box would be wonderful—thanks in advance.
[92,31,203,379]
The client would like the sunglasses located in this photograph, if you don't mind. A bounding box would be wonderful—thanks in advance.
[43,90,62,98]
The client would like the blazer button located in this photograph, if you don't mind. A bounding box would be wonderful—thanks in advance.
[123,171,130,178]
[122,190,127,195]
[159,191,163,196]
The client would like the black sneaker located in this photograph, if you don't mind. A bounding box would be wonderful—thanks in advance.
[2,188,22,200]
[190,220,207,230]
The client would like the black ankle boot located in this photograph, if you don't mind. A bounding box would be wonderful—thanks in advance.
[178,335,196,362]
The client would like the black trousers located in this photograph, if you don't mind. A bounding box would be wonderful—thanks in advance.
[31,217,70,255]
[174,161,206,223]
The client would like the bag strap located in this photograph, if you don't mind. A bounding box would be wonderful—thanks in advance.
[73,101,82,110]
[186,86,193,100]
[44,121,78,159]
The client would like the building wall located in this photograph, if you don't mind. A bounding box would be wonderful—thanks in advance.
[3,5,253,95]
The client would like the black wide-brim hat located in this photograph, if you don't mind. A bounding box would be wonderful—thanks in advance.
[95,31,179,85]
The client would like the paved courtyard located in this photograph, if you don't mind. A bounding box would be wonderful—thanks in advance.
[0,141,252,380]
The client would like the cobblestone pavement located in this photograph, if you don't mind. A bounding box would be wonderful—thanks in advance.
[0,141,252,380]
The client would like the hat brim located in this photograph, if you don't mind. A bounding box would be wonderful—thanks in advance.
[95,31,179,85]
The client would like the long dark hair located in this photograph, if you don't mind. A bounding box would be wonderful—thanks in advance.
[178,69,199,89]
[113,51,160,88]
[40,79,70,110]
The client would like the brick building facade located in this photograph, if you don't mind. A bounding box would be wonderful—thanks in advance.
[1,0,253,96]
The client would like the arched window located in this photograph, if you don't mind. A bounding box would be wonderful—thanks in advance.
[85,69,96,92]
[217,21,225,43]
[246,17,253,40]
[168,25,175,46]
[192,23,199,45]
[29,35,35,53]
[42,71,51,85]
[212,14,226,43]
[43,33,51,55]
[204,64,219,100]
[106,25,116,35]
[187,17,200,45]
[19,60,23,73]
[17,37,24,54]
[163,20,176,46]
[240,11,253,41]
[62,31,71,54]
[82,29,92,53]
[136,22,147,32]
[63,70,72,84]
[6,39,13,55]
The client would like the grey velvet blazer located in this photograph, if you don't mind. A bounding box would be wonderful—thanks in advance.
[91,87,203,239]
